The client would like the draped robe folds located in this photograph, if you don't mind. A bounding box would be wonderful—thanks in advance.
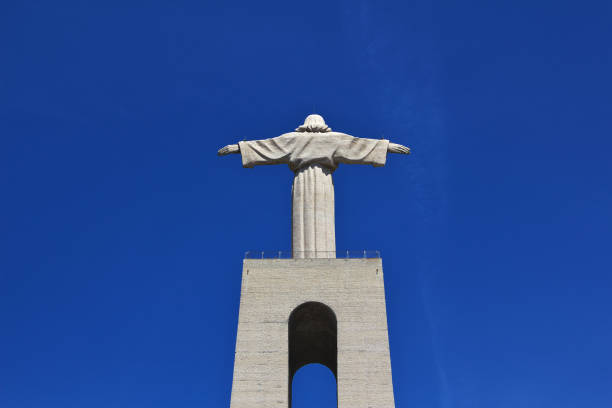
[238,132,389,258]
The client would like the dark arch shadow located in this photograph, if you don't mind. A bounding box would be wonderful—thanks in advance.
[288,301,337,407]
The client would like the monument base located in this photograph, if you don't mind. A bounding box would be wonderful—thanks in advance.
[229,258,395,408]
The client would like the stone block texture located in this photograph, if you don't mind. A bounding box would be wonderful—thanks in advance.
[229,258,395,408]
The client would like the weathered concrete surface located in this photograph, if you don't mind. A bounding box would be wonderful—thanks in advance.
[229,258,395,408]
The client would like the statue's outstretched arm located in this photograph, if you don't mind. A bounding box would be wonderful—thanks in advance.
[218,144,240,156]
[388,142,411,155]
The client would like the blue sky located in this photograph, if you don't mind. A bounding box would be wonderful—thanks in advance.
[1,1,611,407]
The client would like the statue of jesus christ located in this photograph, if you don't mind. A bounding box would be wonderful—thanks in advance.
[218,114,410,258]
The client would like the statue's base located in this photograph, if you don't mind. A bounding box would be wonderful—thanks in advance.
[229,258,395,408]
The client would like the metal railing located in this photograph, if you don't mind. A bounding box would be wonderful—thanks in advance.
[244,250,381,259]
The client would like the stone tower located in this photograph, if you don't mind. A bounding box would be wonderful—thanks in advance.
[218,115,408,407]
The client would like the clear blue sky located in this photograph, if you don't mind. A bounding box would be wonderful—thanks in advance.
[1,1,611,407]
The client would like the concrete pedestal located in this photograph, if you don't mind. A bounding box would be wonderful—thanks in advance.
[229,258,395,408]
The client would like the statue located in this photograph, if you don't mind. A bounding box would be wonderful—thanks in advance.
[218,114,410,258]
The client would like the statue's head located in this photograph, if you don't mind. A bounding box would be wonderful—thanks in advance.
[296,114,332,133]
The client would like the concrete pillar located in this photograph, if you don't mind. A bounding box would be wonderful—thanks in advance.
[229,258,395,408]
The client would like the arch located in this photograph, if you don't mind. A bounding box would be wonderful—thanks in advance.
[288,301,337,406]
[291,363,337,408]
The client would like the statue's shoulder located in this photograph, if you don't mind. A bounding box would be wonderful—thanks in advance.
[277,132,299,139]
[327,131,354,139]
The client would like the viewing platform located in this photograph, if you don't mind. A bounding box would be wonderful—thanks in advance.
[244,250,381,259]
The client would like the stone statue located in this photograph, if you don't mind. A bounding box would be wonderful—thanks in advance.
[218,114,410,258]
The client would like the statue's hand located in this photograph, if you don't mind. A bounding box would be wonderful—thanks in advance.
[218,144,240,156]
[388,143,411,155]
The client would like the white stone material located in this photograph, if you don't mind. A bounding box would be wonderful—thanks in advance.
[218,115,410,258]
[229,258,395,408]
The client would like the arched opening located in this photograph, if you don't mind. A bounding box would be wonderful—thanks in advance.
[291,363,337,408]
[288,301,337,407]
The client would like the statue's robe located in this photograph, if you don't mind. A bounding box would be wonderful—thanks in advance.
[239,132,389,258]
